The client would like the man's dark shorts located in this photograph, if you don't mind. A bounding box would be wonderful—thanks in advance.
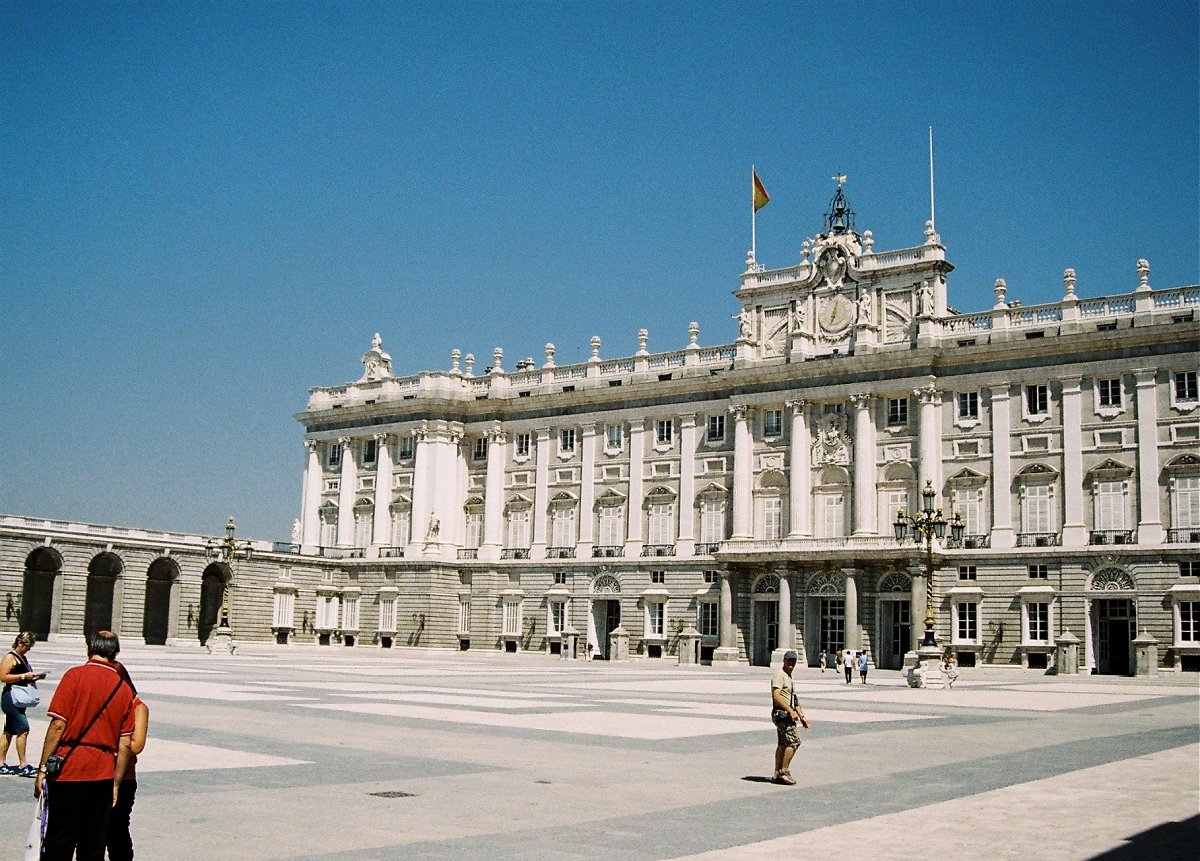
[774,718,801,748]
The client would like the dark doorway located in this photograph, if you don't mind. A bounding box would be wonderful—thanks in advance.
[753,600,778,666]
[591,599,620,660]
[21,547,63,640]
[198,564,229,645]
[84,552,122,640]
[1096,599,1135,675]
[888,600,911,670]
[142,558,177,646]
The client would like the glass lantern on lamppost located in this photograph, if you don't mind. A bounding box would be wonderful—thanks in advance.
[893,480,964,650]
[203,516,253,653]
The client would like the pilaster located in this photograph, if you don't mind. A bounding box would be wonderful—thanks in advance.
[1061,377,1088,546]
[1134,368,1164,543]
[851,393,876,535]
[786,400,811,537]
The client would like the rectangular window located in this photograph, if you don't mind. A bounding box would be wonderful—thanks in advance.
[655,419,673,445]
[700,498,726,545]
[599,505,624,547]
[328,443,343,467]
[956,488,984,536]
[1028,602,1050,643]
[958,391,979,420]
[886,490,909,529]
[703,570,719,585]
[650,570,665,584]
[398,436,414,460]
[378,597,396,632]
[1175,370,1198,402]
[1029,564,1048,579]
[698,601,718,637]
[887,397,909,426]
[1023,485,1054,534]
[1174,476,1200,529]
[516,432,531,457]
[707,414,726,442]
[316,594,339,629]
[605,424,623,451]
[473,437,488,461]
[647,602,664,636]
[503,600,522,636]
[560,428,576,453]
[763,497,782,540]
[1025,384,1049,416]
[648,502,674,545]
[821,493,845,538]
[271,590,295,629]
[1179,601,1200,643]
[958,565,977,581]
[364,438,377,465]
[1180,561,1199,577]
[764,409,783,437]
[390,510,410,546]
[553,571,567,585]
[464,511,483,549]
[551,506,576,547]
[1097,378,1122,408]
[956,602,978,641]
[508,508,530,549]
[549,602,565,637]
[341,596,360,631]
[458,598,471,632]
[1095,480,1126,530]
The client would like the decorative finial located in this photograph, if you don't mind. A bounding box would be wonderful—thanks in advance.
[863,230,874,254]
[544,343,555,368]
[1136,259,1150,291]
[637,329,648,355]
[833,173,847,188]
[1063,269,1077,299]
[491,347,503,374]
[994,278,1008,309]
[450,348,461,375]
[745,248,756,271]
[464,353,475,377]
[590,335,601,360]
[688,321,699,347]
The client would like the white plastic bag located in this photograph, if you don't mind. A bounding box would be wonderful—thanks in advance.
[23,794,45,861]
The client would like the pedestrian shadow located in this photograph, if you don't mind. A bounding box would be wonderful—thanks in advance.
[1085,814,1200,861]
[740,775,777,783]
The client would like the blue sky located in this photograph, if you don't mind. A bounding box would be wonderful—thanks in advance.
[2,1,1196,541]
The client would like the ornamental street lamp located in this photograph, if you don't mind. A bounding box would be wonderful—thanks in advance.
[893,480,964,649]
[204,516,253,653]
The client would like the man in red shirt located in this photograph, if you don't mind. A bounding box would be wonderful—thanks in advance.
[34,630,136,861]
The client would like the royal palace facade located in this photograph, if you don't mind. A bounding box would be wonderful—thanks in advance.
[3,189,1198,673]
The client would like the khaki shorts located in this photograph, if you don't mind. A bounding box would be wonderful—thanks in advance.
[774,718,801,748]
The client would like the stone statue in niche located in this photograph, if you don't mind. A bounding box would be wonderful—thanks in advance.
[918,281,934,317]
[426,515,440,540]
[857,291,872,324]
[790,304,806,333]
[811,412,850,466]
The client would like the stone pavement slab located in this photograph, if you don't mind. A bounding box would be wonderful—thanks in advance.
[0,641,1195,860]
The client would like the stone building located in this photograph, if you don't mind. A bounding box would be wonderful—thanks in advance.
[3,185,1198,673]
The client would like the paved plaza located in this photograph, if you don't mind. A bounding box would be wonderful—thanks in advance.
[1,640,1196,860]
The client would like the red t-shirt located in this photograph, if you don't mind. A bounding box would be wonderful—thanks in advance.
[46,658,135,782]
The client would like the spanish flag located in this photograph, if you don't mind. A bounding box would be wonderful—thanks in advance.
[752,170,770,212]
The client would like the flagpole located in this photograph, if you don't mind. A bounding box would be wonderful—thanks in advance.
[751,165,757,262]
[928,127,936,233]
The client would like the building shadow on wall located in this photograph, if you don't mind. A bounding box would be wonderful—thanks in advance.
[1085,814,1200,861]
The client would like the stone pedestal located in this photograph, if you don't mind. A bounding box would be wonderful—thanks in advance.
[906,645,943,688]
[609,626,630,662]
[677,626,701,666]
[207,625,236,655]
[561,625,579,661]
[712,646,741,663]
[1055,630,1081,675]
[1133,630,1159,677]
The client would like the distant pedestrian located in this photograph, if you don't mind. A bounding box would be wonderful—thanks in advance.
[770,650,809,785]
[858,651,870,683]
[818,649,827,673]
[842,649,854,684]
[943,650,959,689]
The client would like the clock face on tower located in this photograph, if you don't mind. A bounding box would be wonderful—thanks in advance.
[818,294,855,335]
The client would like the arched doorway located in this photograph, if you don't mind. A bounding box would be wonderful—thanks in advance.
[751,573,780,667]
[21,546,64,640]
[588,574,621,660]
[198,563,231,645]
[143,557,180,646]
[84,552,123,640]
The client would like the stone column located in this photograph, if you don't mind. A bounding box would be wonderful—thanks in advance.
[1134,368,1163,543]
[300,440,322,553]
[335,436,356,548]
[578,423,597,555]
[851,393,876,535]
[787,400,811,537]
[409,424,433,555]
[678,414,697,555]
[731,405,753,539]
[915,384,942,495]
[1061,377,1087,546]
[532,427,551,557]
[772,566,793,663]
[713,570,740,662]
[480,424,505,562]
[989,386,1015,549]
[843,567,860,653]
[627,420,645,551]
[371,433,392,554]
[907,561,925,659]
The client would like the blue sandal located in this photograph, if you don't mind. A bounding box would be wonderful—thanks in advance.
[17,765,37,778]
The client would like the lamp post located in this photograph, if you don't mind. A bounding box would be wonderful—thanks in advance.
[894,480,964,653]
[204,516,253,654]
